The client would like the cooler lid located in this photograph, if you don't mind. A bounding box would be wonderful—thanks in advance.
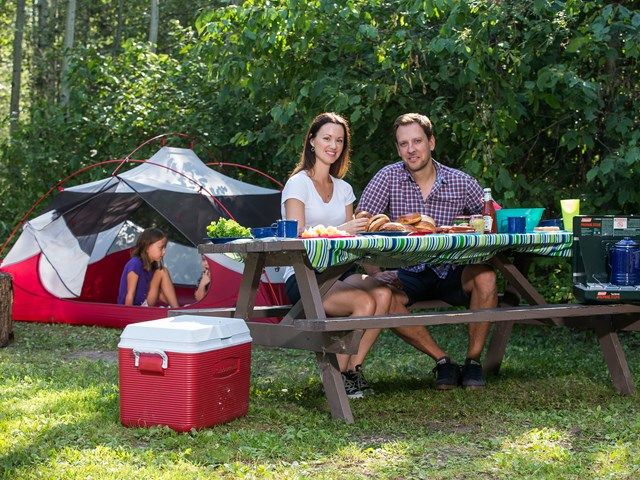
[118,315,251,353]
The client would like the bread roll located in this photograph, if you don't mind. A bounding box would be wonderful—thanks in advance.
[368,214,390,232]
[355,210,372,219]
[414,221,436,233]
[421,214,436,225]
[380,222,407,232]
[396,212,422,225]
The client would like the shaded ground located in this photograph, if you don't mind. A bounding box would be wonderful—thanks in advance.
[67,350,117,363]
[1,321,639,479]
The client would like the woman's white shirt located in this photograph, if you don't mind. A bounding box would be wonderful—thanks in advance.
[280,170,356,281]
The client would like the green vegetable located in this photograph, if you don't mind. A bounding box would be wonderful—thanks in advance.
[206,218,252,238]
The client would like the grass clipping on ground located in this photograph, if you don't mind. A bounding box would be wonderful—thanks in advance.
[1,322,639,479]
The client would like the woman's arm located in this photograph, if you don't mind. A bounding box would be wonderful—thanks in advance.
[124,271,139,306]
[284,198,306,233]
[287,197,367,234]
[339,204,369,234]
[345,204,354,219]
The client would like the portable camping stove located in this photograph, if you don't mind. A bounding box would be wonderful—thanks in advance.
[573,215,640,303]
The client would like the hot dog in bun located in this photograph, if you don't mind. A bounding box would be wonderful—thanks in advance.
[449,225,476,233]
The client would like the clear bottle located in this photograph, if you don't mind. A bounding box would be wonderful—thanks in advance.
[482,188,497,234]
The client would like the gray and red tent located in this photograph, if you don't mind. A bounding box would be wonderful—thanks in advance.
[0,146,286,327]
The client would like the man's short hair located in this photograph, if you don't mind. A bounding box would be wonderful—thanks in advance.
[393,113,434,139]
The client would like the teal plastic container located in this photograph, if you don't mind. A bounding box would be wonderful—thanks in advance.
[496,208,545,233]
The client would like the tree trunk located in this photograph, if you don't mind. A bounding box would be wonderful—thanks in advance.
[78,0,90,49]
[149,0,158,53]
[113,0,124,57]
[32,0,51,106]
[0,273,13,347]
[60,0,76,107]
[51,0,62,102]
[9,0,27,138]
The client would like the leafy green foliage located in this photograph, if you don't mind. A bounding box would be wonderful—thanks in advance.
[528,257,574,303]
[194,0,640,213]
[1,1,640,252]
[206,218,251,238]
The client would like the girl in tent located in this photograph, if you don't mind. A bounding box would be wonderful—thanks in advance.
[117,228,180,308]
[281,112,392,399]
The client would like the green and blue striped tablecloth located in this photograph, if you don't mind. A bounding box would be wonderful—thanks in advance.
[302,232,573,271]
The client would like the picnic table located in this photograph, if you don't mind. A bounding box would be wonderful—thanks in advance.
[177,233,640,423]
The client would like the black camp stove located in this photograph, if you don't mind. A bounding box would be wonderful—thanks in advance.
[573,215,640,303]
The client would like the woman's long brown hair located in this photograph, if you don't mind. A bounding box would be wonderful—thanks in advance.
[291,112,351,179]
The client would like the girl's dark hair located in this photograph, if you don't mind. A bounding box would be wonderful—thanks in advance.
[132,227,167,271]
[291,112,351,179]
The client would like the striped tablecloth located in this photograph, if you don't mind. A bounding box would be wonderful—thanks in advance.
[303,232,573,271]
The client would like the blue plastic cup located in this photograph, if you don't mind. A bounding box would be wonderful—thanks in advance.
[272,220,298,238]
[507,216,526,234]
[251,227,276,238]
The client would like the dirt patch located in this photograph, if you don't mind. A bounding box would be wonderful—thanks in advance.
[67,350,118,363]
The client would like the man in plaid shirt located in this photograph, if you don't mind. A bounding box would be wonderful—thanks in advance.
[358,113,498,390]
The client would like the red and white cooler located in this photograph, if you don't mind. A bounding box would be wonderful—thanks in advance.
[118,315,252,432]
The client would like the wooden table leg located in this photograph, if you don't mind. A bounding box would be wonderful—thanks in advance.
[490,254,547,305]
[234,252,266,320]
[484,322,514,375]
[280,263,351,325]
[292,259,354,422]
[594,316,636,395]
[486,254,555,373]
[316,351,354,423]
[293,259,327,321]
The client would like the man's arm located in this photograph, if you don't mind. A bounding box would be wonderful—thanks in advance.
[358,166,406,287]
[465,176,484,215]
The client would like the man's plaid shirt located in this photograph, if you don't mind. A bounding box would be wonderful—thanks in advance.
[357,159,484,277]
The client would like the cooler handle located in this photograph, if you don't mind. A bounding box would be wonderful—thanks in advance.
[133,349,168,371]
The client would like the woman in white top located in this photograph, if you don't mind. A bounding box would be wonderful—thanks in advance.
[281,112,391,399]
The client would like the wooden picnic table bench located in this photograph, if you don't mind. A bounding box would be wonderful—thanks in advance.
[175,234,640,423]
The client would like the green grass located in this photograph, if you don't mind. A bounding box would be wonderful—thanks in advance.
[1,322,640,479]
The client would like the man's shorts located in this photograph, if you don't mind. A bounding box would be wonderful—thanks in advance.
[397,266,470,307]
[285,266,357,304]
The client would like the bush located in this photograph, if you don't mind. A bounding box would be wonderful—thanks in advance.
[2,0,639,246]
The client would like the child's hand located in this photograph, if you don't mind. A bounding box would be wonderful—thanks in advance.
[195,267,211,302]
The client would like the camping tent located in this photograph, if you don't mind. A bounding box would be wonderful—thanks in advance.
[0,146,286,327]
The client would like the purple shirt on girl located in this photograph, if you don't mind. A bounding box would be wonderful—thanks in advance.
[117,256,153,305]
